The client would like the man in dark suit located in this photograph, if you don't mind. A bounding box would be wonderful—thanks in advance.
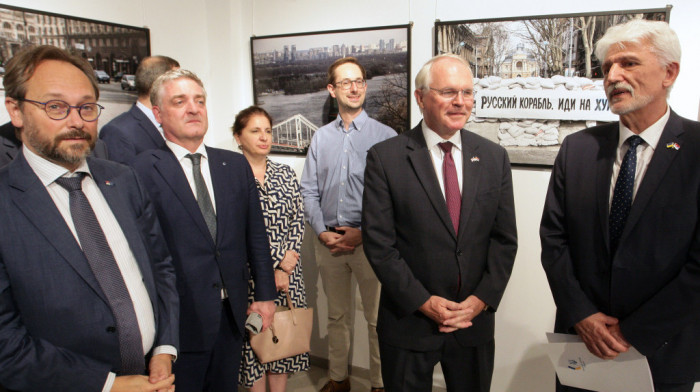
[540,20,700,392]
[132,69,276,391]
[362,54,518,392]
[0,120,108,166]
[99,55,179,165]
[0,45,178,391]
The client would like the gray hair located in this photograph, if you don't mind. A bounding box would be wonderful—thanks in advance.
[150,69,206,107]
[415,54,472,91]
[595,19,681,67]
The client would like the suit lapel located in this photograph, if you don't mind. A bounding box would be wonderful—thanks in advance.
[458,130,481,240]
[406,126,456,238]
[8,154,107,302]
[206,147,227,245]
[131,105,166,148]
[153,149,215,245]
[620,111,684,244]
[596,124,618,254]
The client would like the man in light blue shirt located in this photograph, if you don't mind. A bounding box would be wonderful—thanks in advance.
[301,57,395,392]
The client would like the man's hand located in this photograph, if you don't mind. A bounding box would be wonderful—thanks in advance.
[574,312,630,359]
[419,295,474,333]
[320,227,361,254]
[148,353,174,392]
[248,300,276,331]
[278,250,299,273]
[111,375,175,392]
[274,269,290,292]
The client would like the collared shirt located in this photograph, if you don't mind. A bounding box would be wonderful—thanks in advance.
[22,147,175,392]
[422,121,464,199]
[165,140,217,213]
[136,100,164,139]
[301,110,396,236]
[609,106,670,207]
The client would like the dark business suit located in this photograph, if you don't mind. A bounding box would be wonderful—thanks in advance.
[540,111,700,388]
[0,121,108,167]
[99,104,165,165]
[362,124,518,391]
[0,153,178,392]
[132,146,276,390]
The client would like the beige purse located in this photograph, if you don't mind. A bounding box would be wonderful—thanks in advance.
[249,291,313,364]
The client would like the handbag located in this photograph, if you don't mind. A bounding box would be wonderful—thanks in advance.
[249,291,313,364]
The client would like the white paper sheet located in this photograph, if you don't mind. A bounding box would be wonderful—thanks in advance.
[544,333,654,392]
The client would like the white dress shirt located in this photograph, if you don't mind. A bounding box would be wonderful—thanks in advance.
[23,147,175,391]
[165,140,217,212]
[422,121,464,199]
[609,107,670,206]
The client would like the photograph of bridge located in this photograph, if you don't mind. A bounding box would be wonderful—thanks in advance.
[251,24,411,154]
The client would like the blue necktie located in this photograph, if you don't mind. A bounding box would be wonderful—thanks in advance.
[55,173,145,375]
[609,135,643,255]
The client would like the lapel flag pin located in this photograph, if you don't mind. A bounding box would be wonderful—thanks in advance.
[666,142,680,150]
[471,156,480,162]
[105,180,113,186]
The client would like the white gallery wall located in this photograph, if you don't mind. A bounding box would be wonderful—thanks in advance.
[6,0,700,390]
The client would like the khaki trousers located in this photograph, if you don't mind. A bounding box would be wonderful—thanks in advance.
[315,238,383,387]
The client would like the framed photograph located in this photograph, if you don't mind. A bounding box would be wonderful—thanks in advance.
[251,24,411,154]
[435,7,670,166]
[0,4,150,126]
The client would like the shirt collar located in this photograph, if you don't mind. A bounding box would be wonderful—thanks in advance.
[22,145,91,186]
[421,120,463,151]
[336,110,368,133]
[165,139,208,162]
[136,101,161,131]
[618,105,670,151]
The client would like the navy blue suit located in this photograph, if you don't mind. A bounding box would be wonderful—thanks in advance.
[541,111,700,385]
[99,104,165,165]
[0,153,178,391]
[132,146,276,389]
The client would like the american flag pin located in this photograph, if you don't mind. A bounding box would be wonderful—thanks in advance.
[471,156,480,162]
[666,142,680,150]
[105,180,113,186]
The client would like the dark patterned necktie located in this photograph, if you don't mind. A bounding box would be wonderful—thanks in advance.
[55,173,144,375]
[186,153,217,242]
[609,135,643,255]
[439,142,461,233]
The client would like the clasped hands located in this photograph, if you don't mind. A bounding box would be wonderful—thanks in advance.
[574,312,631,360]
[419,295,487,333]
[319,227,362,254]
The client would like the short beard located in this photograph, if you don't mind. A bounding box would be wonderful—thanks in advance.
[26,127,94,166]
[606,82,654,115]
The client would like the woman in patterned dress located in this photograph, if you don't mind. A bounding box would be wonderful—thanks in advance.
[233,106,310,391]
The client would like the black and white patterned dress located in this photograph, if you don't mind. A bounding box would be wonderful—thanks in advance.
[239,159,309,387]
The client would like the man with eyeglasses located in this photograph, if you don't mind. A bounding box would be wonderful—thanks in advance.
[301,57,395,392]
[362,54,517,391]
[0,45,178,391]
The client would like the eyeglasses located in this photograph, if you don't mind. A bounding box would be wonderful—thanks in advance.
[334,79,367,90]
[429,88,476,101]
[19,99,104,122]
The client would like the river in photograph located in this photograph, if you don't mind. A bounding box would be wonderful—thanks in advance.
[258,74,406,129]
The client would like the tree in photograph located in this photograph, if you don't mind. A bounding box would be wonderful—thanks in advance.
[369,73,408,134]
[576,15,596,78]
[519,18,571,77]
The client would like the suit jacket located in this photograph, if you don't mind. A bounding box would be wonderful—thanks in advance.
[0,121,108,167]
[99,104,165,165]
[132,146,276,352]
[0,154,178,391]
[362,124,518,351]
[540,110,700,383]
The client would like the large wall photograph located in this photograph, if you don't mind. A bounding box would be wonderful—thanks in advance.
[436,7,670,166]
[251,24,411,154]
[0,4,150,126]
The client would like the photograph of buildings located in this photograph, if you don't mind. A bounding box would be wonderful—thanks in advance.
[436,8,669,166]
